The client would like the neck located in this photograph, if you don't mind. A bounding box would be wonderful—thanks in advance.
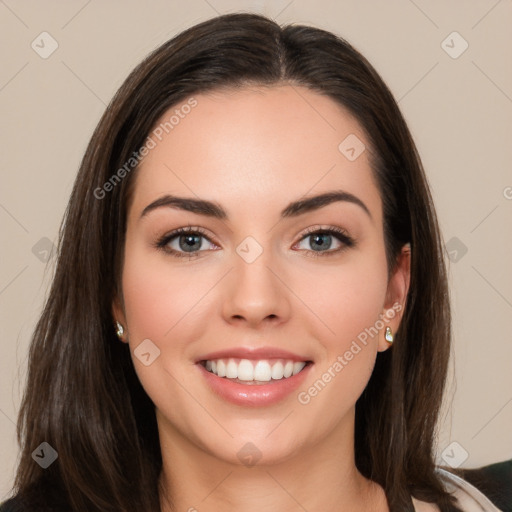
[156,409,388,512]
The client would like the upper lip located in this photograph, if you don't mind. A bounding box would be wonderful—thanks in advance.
[196,347,313,363]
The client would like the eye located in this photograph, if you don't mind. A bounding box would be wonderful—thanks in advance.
[154,226,217,259]
[293,226,355,258]
[154,225,356,259]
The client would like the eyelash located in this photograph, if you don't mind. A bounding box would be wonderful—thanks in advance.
[154,225,356,259]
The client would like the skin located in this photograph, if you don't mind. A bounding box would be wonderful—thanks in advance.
[113,85,413,512]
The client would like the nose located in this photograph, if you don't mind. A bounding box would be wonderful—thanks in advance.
[221,246,292,329]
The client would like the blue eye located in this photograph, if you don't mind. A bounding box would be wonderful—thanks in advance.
[155,226,215,259]
[294,227,355,258]
[154,225,355,259]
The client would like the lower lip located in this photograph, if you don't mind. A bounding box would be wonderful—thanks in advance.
[196,362,313,407]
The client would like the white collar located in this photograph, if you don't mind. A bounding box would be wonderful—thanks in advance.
[411,467,503,511]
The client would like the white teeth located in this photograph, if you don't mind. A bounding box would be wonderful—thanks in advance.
[226,359,238,378]
[293,361,306,375]
[203,357,309,381]
[237,359,255,381]
[216,359,226,377]
[271,361,284,380]
[253,360,272,381]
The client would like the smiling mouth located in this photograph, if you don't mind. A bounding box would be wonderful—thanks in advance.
[198,358,313,384]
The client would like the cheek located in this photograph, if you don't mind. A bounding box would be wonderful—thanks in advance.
[119,244,214,410]
[121,241,212,343]
[122,266,172,341]
[295,296,385,420]
[293,250,388,405]
[294,251,389,348]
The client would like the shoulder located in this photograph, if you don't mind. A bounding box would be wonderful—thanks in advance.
[435,466,504,511]
[0,493,61,512]
[1,481,71,512]
[0,494,70,512]
[410,463,507,512]
[0,496,28,512]
[455,459,512,512]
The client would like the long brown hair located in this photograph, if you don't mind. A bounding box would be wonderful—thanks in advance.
[10,13,459,512]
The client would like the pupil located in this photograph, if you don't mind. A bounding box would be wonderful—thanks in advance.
[312,234,330,250]
[180,234,200,252]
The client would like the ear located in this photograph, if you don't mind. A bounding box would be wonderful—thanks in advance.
[377,243,411,352]
[112,294,128,343]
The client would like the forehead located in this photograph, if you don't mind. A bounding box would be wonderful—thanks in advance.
[128,85,381,224]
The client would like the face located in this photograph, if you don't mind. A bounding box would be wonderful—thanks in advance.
[113,85,410,466]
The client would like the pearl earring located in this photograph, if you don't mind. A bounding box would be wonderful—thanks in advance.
[115,321,124,339]
[385,326,394,344]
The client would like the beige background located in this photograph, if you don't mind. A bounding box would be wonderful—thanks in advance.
[1,0,511,500]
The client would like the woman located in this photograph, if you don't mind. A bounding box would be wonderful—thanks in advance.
[1,13,502,512]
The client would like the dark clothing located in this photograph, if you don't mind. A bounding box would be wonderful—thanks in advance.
[0,497,25,512]
[452,458,512,512]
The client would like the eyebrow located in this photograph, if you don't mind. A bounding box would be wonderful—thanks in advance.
[139,190,372,221]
